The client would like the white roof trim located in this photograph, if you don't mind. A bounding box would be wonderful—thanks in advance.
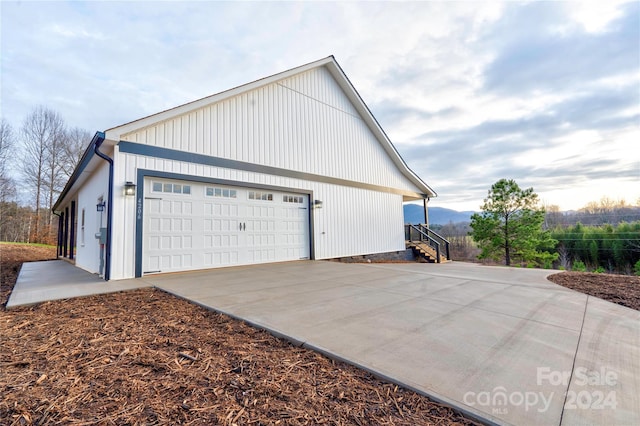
[105,56,436,198]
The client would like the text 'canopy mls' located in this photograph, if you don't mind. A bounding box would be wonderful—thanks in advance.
[470,179,558,266]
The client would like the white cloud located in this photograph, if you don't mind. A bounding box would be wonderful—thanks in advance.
[0,0,637,211]
[568,0,629,33]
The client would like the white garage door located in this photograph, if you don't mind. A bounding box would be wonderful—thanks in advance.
[143,179,310,274]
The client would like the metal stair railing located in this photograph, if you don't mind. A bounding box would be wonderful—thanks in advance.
[405,224,442,263]
[404,224,452,262]
[420,224,451,261]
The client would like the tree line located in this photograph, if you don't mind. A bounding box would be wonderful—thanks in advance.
[0,107,90,244]
[551,222,640,274]
[545,198,640,228]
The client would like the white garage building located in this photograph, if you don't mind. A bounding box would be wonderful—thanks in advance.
[53,56,436,280]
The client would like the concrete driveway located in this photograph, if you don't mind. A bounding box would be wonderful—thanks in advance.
[10,260,639,424]
[144,261,640,426]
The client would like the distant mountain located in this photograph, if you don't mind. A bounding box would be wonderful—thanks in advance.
[403,204,475,225]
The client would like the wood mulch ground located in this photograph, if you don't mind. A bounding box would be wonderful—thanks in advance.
[547,271,640,311]
[0,243,478,425]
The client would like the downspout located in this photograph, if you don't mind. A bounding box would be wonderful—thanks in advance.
[93,132,113,281]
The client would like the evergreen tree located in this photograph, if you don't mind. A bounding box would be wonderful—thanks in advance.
[470,179,558,266]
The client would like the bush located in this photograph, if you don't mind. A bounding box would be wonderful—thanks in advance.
[635,260,640,276]
[594,266,606,274]
[572,260,587,272]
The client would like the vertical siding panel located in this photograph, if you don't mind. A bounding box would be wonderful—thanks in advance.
[235,96,240,161]
[336,115,344,179]
[313,101,321,175]
[255,89,261,165]
[267,85,274,166]
[145,127,153,146]
[251,92,258,165]
[275,85,281,168]
[203,107,210,156]
[270,86,276,166]
[290,85,300,171]
[195,109,202,155]
[182,115,190,152]
[303,90,310,174]
[299,85,306,172]
[227,98,233,160]
[319,99,327,176]
[230,97,237,161]
[279,84,285,168]
[210,104,218,157]
[290,88,299,171]
[164,121,172,149]
[267,88,273,167]
[171,118,178,150]
[256,90,262,165]
[253,88,266,164]
[243,93,249,163]
[155,123,163,147]
[243,96,249,163]
[217,101,225,158]
[243,93,253,162]
[236,95,242,161]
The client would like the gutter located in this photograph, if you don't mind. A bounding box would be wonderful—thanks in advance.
[93,134,113,281]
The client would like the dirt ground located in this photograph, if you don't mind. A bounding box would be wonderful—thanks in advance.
[1,244,477,425]
[547,271,640,311]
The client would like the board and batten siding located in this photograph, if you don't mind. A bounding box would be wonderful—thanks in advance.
[109,150,405,279]
[119,67,421,194]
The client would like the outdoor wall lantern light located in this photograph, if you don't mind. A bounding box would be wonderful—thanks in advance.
[313,199,323,209]
[96,201,106,212]
[124,181,136,196]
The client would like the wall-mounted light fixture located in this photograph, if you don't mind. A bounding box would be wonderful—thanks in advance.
[312,199,323,209]
[124,181,136,196]
[96,201,106,212]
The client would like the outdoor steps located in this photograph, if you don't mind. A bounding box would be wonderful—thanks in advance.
[406,241,450,264]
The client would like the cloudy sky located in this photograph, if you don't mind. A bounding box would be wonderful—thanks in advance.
[1,1,638,211]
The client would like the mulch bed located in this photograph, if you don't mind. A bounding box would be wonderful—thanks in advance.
[547,271,640,311]
[0,244,477,425]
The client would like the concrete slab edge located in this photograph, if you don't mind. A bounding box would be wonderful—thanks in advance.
[301,340,507,426]
[153,287,307,347]
[5,284,153,309]
[154,286,506,426]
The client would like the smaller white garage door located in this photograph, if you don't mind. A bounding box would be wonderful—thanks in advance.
[143,179,310,274]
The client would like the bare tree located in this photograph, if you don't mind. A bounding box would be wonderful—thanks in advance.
[0,202,33,242]
[61,127,91,178]
[543,204,564,229]
[21,106,66,243]
[0,119,16,202]
[45,118,67,233]
[557,243,570,270]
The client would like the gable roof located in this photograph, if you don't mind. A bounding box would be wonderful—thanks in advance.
[105,56,436,198]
